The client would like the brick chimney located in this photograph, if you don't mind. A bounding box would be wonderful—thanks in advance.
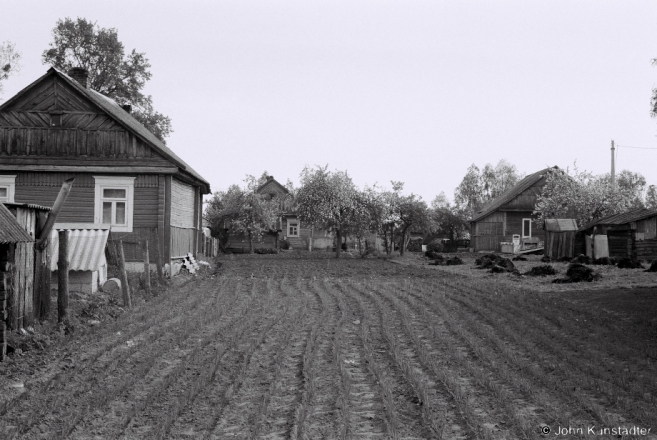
[120,104,132,113]
[68,67,88,88]
[267,176,274,181]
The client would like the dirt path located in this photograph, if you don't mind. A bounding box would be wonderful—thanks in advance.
[1,254,656,439]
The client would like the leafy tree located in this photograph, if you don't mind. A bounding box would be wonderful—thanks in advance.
[397,195,430,256]
[534,165,647,227]
[454,160,522,220]
[646,185,657,210]
[0,41,21,95]
[42,17,172,142]
[430,192,469,244]
[204,175,277,253]
[296,166,368,258]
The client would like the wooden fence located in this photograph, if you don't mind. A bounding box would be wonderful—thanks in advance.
[201,235,219,258]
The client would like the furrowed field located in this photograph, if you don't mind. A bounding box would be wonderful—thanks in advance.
[1,253,656,439]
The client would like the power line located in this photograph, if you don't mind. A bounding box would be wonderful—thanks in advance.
[616,145,657,150]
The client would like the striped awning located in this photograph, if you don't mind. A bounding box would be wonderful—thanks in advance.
[49,227,110,271]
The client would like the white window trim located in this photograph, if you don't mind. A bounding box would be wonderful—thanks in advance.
[0,175,16,203]
[93,176,135,232]
[287,218,300,237]
[522,218,532,238]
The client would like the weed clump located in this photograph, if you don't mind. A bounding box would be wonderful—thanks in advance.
[570,254,591,264]
[553,263,601,283]
[557,256,574,263]
[524,265,557,276]
[616,258,644,269]
[444,256,464,266]
[475,254,517,273]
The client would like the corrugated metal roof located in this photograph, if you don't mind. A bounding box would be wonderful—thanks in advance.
[3,202,52,211]
[545,218,578,232]
[49,228,109,271]
[471,167,556,222]
[0,203,34,243]
[580,208,657,231]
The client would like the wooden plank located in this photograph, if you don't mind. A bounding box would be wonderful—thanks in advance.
[164,175,172,265]
[8,79,55,111]
[58,230,69,323]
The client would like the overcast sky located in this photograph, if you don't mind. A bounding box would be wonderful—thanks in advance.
[2,0,656,203]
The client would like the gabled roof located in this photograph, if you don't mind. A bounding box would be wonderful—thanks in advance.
[545,219,578,232]
[470,167,556,222]
[257,176,290,195]
[579,208,657,231]
[0,68,210,194]
[0,203,34,243]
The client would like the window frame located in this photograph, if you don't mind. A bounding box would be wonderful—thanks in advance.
[93,176,135,232]
[0,175,16,203]
[522,218,532,238]
[287,218,300,237]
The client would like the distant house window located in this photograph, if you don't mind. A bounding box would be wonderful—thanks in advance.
[288,219,299,237]
[522,218,532,238]
[0,175,16,203]
[94,176,135,232]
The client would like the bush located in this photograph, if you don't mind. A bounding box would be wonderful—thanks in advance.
[280,240,291,250]
[444,256,464,266]
[426,240,445,253]
[645,260,657,272]
[254,248,278,254]
[592,257,616,265]
[425,250,442,260]
[570,254,591,264]
[524,265,557,276]
[616,258,644,269]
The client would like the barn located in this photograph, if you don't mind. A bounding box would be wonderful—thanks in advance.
[0,67,211,269]
[578,208,657,260]
[470,167,555,252]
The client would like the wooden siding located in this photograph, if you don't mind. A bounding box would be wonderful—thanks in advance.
[15,183,94,223]
[637,217,657,240]
[636,239,657,260]
[505,212,544,242]
[472,211,504,251]
[171,226,196,258]
[607,230,634,258]
[134,186,159,227]
[7,208,35,329]
[171,178,195,228]
[0,76,171,168]
[499,179,545,211]
[545,231,576,259]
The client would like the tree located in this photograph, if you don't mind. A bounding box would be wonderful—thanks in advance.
[646,185,657,210]
[42,17,172,142]
[204,175,277,253]
[396,195,430,256]
[0,41,21,95]
[430,192,469,245]
[296,166,368,258]
[534,165,647,227]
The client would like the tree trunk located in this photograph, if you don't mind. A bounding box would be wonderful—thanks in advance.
[57,230,69,323]
[383,229,390,255]
[400,228,408,256]
[335,229,342,259]
[248,230,254,254]
[391,226,395,253]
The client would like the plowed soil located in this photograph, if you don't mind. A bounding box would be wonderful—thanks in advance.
[1,253,657,439]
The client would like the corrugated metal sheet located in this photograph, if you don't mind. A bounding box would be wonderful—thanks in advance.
[0,202,33,243]
[580,208,657,231]
[545,219,578,232]
[3,202,52,211]
[49,227,109,271]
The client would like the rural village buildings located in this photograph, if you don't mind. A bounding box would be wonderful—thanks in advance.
[0,67,211,268]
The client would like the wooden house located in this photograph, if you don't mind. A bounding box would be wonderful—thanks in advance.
[0,67,210,267]
[470,167,555,252]
[578,208,657,260]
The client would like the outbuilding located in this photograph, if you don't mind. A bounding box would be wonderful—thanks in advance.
[544,219,578,259]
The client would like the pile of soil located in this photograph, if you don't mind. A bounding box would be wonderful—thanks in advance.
[541,256,551,263]
[444,256,464,266]
[557,256,574,263]
[553,263,601,283]
[616,258,644,269]
[645,261,657,272]
[512,256,527,261]
[425,250,442,260]
[524,265,557,276]
[475,254,517,274]
[592,257,617,265]
[570,254,591,264]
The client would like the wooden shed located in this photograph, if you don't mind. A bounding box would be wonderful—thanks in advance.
[470,167,556,252]
[579,208,657,260]
[544,219,578,259]
[0,67,210,270]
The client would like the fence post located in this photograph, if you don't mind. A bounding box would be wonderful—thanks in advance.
[57,230,69,323]
[143,239,151,296]
[153,231,164,282]
[1,272,6,361]
[118,241,132,308]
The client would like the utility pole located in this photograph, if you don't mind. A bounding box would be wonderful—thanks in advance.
[611,139,616,188]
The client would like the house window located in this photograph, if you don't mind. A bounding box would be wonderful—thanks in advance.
[94,176,135,232]
[522,218,532,238]
[287,219,299,237]
[0,175,16,203]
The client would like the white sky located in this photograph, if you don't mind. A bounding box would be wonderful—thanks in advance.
[2,0,657,203]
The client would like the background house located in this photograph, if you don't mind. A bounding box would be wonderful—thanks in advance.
[0,67,211,269]
[470,167,555,252]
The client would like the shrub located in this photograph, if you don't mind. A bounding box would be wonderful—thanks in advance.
[570,254,591,264]
[444,256,464,266]
[592,257,616,265]
[645,260,657,272]
[280,240,291,250]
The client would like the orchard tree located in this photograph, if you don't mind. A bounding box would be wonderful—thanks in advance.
[205,175,277,253]
[42,17,172,142]
[534,165,647,227]
[0,41,21,95]
[646,185,657,210]
[296,166,368,258]
[397,195,430,256]
[430,192,469,244]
